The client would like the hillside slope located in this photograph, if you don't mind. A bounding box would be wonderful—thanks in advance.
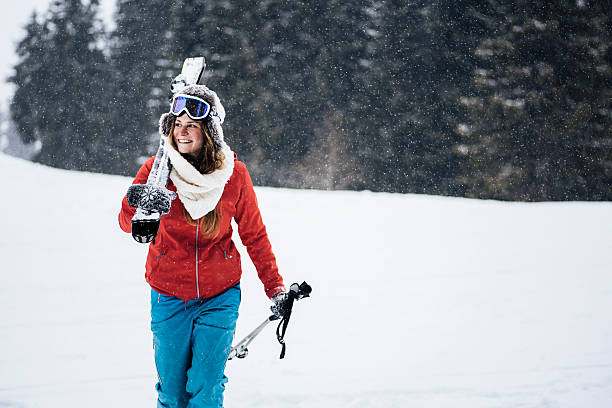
[1,153,611,408]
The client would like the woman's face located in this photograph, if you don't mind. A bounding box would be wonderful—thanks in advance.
[173,113,204,157]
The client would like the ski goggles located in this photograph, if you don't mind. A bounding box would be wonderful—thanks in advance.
[170,94,211,120]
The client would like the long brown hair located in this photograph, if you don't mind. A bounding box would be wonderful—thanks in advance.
[168,116,226,237]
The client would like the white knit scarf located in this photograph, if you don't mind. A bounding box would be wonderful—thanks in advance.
[166,137,235,219]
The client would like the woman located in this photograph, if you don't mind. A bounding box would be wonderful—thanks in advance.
[118,83,287,408]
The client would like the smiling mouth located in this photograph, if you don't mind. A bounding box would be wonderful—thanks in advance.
[177,139,193,144]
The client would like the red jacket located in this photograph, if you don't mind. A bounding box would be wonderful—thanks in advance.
[118,156,285,301]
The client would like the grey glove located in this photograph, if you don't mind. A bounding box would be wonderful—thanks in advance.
[127,184,176,214]
[270,292,289,319]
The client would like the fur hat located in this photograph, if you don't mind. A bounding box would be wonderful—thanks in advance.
[159,84,226,151]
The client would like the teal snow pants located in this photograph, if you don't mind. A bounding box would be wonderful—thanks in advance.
[150,284,240,408]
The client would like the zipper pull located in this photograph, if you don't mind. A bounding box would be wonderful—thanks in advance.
[223,250,228,260]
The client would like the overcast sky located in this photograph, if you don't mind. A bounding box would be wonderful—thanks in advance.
[0,0,115,111]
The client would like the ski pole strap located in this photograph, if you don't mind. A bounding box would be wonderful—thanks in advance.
[275,291,297,359]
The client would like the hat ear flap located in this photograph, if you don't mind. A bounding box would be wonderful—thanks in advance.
[209,91,225,124]
[159,112,174,136]
[205,122,222,151]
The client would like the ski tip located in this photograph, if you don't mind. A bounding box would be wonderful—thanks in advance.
[181,57,206,85]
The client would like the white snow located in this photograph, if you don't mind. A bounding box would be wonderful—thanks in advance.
[1,152,611,407]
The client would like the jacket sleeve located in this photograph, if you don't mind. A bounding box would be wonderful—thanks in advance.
[234,162,285,298]
[118,157,155,233]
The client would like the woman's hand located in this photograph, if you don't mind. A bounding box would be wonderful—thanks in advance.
[270,292,288,319]
[127,184,177,214]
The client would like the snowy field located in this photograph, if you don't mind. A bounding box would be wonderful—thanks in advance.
[1,152,611,408]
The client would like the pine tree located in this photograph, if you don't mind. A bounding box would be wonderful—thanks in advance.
[462,0,612,200]
[427,0,497,196]
[363,0,441,194]
[10,0,113,172]
[10,12,49,146]
[255,0,372,189]
[109,0,172,175]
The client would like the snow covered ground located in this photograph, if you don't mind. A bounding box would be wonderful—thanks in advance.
[1,152,611,408]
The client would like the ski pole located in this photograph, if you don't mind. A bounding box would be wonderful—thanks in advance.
[228,315,277,360]
[228,281,311,361]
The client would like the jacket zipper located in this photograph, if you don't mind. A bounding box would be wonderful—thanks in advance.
[195,223,200,298]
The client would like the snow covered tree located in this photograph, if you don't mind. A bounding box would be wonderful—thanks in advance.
[252,0,372,189]
[10,13,48,146]
[427,0,497,196]
[360,1,449,194]
[10,0,113,172]
[109,0,171,175]
[462,0,612,200]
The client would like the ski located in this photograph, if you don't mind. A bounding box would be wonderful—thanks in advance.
[131,57,206,243]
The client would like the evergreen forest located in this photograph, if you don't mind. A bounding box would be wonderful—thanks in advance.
[8,0,612,201]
